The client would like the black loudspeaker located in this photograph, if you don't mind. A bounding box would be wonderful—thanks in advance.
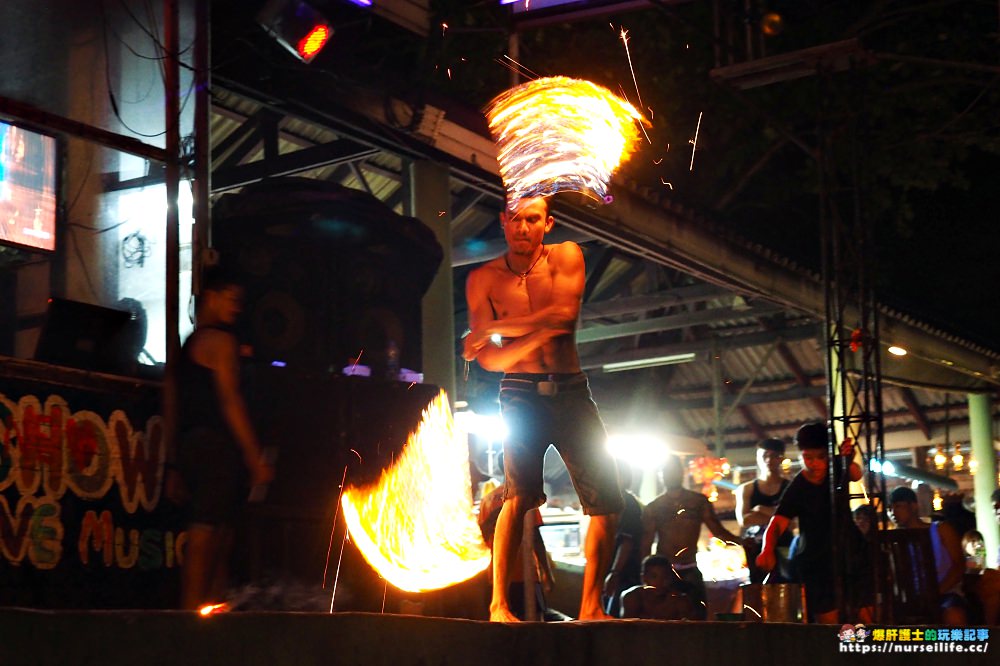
[211,178,443,375]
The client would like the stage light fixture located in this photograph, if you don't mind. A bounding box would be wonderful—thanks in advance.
[257,0,333,64]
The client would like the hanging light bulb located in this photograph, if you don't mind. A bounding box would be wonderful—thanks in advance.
[708,486,719,503]
[781,458,792,473]
[951,442,964,471]
[932,490,943,512]
[933,444,948,470]
[721,459,731,476]
[732,468,741,484]
[969,457,978,475]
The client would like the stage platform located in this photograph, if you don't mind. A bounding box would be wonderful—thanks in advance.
[0,609,992,666]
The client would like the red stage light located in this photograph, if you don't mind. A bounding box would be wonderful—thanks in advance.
[257,0,333,64]
[297,24,331,62]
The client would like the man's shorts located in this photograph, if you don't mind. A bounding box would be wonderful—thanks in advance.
[498,372,623,515]
[177,426,246,526]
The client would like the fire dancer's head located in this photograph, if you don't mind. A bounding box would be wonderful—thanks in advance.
[198,265,245,327]
[756,437,785,477]
[500,197,554,258]
[794,421,829,483]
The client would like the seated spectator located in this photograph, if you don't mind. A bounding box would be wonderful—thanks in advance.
[853,504,877,540]
[888,486,967,626]
[620,555,697,620]
[958,489,1000,625]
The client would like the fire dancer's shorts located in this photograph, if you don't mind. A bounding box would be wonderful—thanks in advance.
[177,426,247,526]
[498,372,623,516]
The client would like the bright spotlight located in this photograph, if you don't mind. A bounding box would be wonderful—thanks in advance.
[606,434,670,469]
[453,410,508,442]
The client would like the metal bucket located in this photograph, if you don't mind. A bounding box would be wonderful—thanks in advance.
[739,583,806,623]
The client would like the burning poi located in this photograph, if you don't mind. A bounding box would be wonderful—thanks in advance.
[486,76,648,206]
[341,391,490,592]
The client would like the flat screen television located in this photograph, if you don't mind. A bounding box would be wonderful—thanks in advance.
[0,120,58,252]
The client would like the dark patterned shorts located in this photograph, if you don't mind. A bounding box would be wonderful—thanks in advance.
[499,372,623,516]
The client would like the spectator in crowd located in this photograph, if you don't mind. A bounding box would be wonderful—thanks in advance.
[756,422,873,624]
[603,465,645,616]
[641,454,744,620]
[888,486,967,626]
[736,438,791,583]
[620,555,697,620]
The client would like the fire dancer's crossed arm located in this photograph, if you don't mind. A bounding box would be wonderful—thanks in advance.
[462,240,583,373]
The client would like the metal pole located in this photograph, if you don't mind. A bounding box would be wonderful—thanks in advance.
[163,0,181,464]
[968,393,999,567]
[193,0,211,293]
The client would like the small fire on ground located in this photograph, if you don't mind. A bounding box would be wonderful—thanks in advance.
[198,603,230,616]
[341,390,490,592]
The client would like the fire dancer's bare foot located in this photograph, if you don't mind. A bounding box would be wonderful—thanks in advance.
[489,606,521,622]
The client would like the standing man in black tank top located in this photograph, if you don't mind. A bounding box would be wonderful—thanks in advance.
[170,267,274,609]
[463,196,623,622]
[736,438,791,583]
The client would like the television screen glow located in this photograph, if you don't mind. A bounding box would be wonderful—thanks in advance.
[0,120,57,252]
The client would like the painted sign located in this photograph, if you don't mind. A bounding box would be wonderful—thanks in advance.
[0,367,182,608]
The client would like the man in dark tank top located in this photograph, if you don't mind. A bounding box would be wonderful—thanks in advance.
[736,438,791,583]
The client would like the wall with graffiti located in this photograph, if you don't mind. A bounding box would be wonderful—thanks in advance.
[0,360,181,608]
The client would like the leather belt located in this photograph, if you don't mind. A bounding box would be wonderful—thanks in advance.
[500,373,587,396]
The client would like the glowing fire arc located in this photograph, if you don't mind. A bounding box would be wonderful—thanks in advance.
[341,391,490,593]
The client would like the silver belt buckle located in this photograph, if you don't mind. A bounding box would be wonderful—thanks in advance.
[537,380,558,396]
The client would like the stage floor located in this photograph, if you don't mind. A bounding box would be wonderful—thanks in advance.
[0,608,992,666]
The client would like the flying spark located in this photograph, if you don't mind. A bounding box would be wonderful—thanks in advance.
[653,158,663,165]
[744,604,762,619]
[486,76,648,206]
[660,178,673,189]
[619,27,643,110]
[689,112,703,171]
[324,465,350,613]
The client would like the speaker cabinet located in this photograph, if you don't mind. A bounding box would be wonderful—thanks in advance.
[211,178,443,374]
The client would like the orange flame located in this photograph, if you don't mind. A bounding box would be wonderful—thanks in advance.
[341,390,490,592]
[486,76,648,207]
[197,603,230,616]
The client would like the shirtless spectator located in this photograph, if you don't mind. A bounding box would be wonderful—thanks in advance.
[640,454,744,619]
